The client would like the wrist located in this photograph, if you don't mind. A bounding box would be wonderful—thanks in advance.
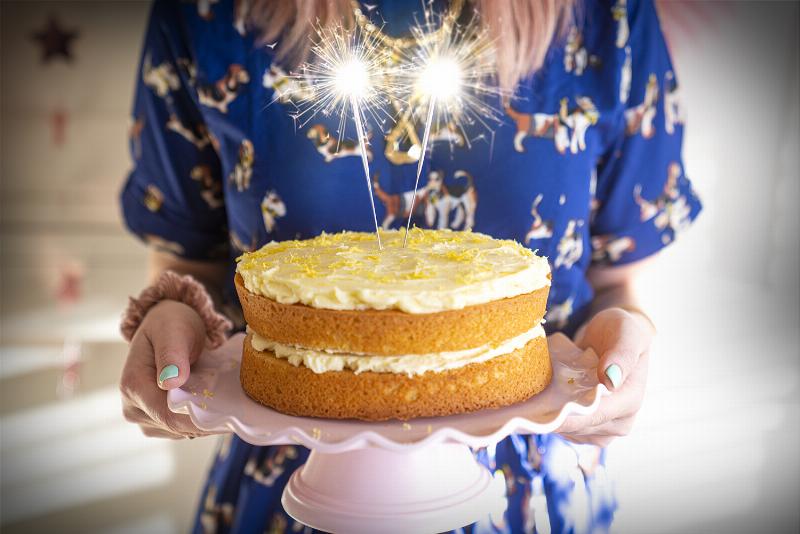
[120,271,232,347]
[146,299,203,325]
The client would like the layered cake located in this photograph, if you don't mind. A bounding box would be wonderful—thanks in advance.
[235,229,551,421]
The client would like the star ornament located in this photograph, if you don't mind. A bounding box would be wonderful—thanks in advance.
[31,16,79,64]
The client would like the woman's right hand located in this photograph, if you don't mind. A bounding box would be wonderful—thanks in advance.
[120,300,218,439]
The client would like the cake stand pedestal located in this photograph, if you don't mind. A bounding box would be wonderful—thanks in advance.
[283,443,502,533]
[168,333,607,534]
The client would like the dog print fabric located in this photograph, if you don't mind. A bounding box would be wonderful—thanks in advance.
[120,1,701,533]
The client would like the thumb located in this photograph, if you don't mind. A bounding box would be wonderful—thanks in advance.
[596,317,646,392]
[145,301,206,390]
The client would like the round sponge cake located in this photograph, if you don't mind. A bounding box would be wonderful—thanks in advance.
[235,229,552,421]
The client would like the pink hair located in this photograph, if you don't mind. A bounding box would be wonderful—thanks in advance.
[246,0,575,91]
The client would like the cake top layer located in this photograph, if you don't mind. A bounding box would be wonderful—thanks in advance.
[236,229,550,314]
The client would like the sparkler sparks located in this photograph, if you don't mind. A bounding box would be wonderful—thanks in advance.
[285,2,506,249]
[401,6,506,246]
[290,23,403,249]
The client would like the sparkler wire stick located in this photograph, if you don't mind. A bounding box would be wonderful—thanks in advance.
[289,22,402,251]
[350,94,383,250]
[403,95,436,247]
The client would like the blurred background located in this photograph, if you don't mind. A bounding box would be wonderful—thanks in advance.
[0,1,798,533]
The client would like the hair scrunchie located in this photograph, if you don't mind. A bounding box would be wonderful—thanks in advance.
[120,270,232,348]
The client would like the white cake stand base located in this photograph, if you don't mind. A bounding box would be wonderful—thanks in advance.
[283,444,503,534]
[169,333,607,533]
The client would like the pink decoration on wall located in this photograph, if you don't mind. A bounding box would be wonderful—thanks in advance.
[54,259,84,306]
[50,107,68,147]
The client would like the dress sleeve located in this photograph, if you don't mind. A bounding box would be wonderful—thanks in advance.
[590,0,702,266]
[120,1,228,261]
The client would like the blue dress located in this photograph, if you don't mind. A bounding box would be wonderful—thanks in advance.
[121,1,701,532]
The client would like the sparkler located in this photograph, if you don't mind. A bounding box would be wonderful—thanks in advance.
[286,3,506,249]
[291,23,402,250]
[401,7,506,247]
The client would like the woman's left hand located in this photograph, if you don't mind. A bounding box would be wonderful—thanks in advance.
[556,307,655,447]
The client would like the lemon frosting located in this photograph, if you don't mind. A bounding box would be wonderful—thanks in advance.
[236,229,550,314]
[249,323,545,376]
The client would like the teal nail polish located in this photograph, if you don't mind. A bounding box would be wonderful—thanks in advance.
[158,364,179,385]
[605,364,622,389]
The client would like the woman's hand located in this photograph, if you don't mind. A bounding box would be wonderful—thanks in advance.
[119,300,218,439]
[556,307,654,447]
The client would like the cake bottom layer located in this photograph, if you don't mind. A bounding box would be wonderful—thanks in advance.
[240,333,552,421]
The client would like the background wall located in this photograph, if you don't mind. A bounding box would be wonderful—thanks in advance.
[1,1,798,533]
[0,2,216,533]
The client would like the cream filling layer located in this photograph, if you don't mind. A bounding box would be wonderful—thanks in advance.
[249,323,545,377]
[236,229,551,314]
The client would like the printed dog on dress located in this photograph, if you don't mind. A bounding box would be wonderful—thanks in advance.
[633,162,693,236]
[545,297,574,329]
[176,58,198,86]
[190,165,224,209]
[562,97,600,154]
[372,173,440,229]
[505,101,568,154]
[620,46,632,104]
[261,190,286,233]
[230,231,257,253]
[554,219,584,269]
[525,194,555,244]
[199,64,250,113]
[612,0,629,48]
[306,124,372,162]
[625,73,658,138]
[166,114,211,149]
[233,0,250,35]
[633,162,681,220]
[591,235,635,263]
[663,70,685,135]
[263,64,315,104]
[142,55,180,97]
[143,184,164,212]
[229,139,255,192]
[427,170,478,230]
[195,0,218,20]
[564,27,600,76]
[506,97,598,154]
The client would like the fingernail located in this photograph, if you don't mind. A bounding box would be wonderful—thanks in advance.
[158,364,179,386]
[605,364,622,389]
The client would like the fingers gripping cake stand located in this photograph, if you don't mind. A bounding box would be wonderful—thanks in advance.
[169,333,607,534]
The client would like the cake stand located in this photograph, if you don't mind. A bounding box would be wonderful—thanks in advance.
[168,333,608,534]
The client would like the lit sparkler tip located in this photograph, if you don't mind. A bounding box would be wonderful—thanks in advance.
[334,58,370,99]
[418,56,463,101]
